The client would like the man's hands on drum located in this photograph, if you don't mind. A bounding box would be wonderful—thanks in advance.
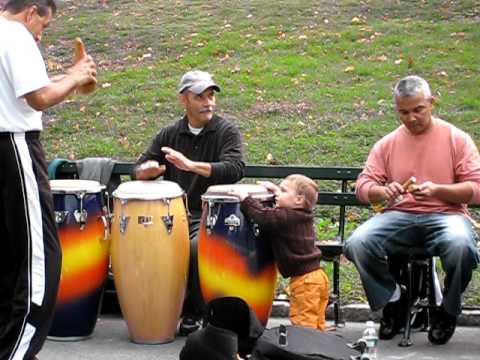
[135,160,166,180]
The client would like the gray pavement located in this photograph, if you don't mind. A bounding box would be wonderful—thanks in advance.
[39,314,480,360]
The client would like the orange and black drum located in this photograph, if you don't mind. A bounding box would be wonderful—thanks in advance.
[111,180,189,344]
[198,184,277,326]
[48,180,110,341]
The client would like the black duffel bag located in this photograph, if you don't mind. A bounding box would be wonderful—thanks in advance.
[251,324,359,360]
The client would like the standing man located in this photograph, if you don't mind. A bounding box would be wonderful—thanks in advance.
[344,75,480,345]
[0,1,97,359]
[134,70,245,335]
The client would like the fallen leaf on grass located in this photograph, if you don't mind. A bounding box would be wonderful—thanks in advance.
[231,64,241,73]
[407,56,414,68]
[350,16,362,24]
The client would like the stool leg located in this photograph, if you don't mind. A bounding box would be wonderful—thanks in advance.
[399,260,413,347]
[333,259,345,327]
[406,260,425,332]
[427,258,436,329]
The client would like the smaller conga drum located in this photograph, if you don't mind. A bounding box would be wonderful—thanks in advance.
[198,184,278,326]
[48,180,110,341]
[111,180,189,344]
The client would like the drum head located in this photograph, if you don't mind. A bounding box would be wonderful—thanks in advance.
[50,179,105,194]
[112,180,184,200]
[201,184,274,202]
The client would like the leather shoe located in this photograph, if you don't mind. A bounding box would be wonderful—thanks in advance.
[378,290,406,340]
[178,316,202,336]
[379,302,401,340]
[428,306,457,345]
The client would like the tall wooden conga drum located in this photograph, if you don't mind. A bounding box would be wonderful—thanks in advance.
[48,180,110,341]
[198,184,277,326]
[111,180,189,344]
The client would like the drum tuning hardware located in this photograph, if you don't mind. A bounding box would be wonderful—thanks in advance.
[160,198,174,234]
[74,209,88,230]
[101,215,110,240]
[138,216,154,226]
[206,200,218,234]
[253,223,260,237]
[119,215,130,234]
[103,206,114,226]
[54,211,69,224]
[104,191,111,213]
[224,214,241,232]
[74,192,87,230]
[162,215,174,234]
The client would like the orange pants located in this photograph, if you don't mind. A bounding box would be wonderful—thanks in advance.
[288,268,329,331]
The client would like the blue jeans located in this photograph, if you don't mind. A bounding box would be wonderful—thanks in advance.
[344,211,480,316]
[182,217,206,319]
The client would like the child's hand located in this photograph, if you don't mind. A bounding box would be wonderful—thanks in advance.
[257,181,280,196]
[228,188,250,201]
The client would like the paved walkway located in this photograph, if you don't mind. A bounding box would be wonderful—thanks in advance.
[39,315,480,360]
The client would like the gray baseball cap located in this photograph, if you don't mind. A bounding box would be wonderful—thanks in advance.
[178,70,220,94]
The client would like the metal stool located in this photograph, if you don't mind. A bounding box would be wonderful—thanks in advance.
[388,254,437,347]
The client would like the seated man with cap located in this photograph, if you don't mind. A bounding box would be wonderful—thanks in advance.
[133,70,245,335]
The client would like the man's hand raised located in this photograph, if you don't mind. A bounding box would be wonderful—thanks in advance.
[162,147,193,171]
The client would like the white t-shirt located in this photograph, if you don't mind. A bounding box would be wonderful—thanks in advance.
[188,123,203,135]
[0,16,51,132]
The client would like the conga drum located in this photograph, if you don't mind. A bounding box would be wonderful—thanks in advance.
[48,180,110,341]
[111,180,189,344]
[198,184,277,326]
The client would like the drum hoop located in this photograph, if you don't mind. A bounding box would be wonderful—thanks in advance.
[112,193,184,201]
[201,192,274,202]
[112,180,185,200]
[50,183,105,194]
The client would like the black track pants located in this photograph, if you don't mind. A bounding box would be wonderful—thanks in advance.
[0,132,61,360]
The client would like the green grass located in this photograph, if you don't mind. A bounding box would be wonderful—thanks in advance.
[41,0,480,305]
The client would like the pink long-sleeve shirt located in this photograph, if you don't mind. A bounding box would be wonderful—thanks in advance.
[356,118,480,214]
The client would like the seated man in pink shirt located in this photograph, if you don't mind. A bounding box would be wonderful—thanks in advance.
[344,75,480,345]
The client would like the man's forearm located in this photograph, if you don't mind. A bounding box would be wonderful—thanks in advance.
[24,75,79,111]
[367,184,388,203]
[433,182,474,204]
[189,161,212,178]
